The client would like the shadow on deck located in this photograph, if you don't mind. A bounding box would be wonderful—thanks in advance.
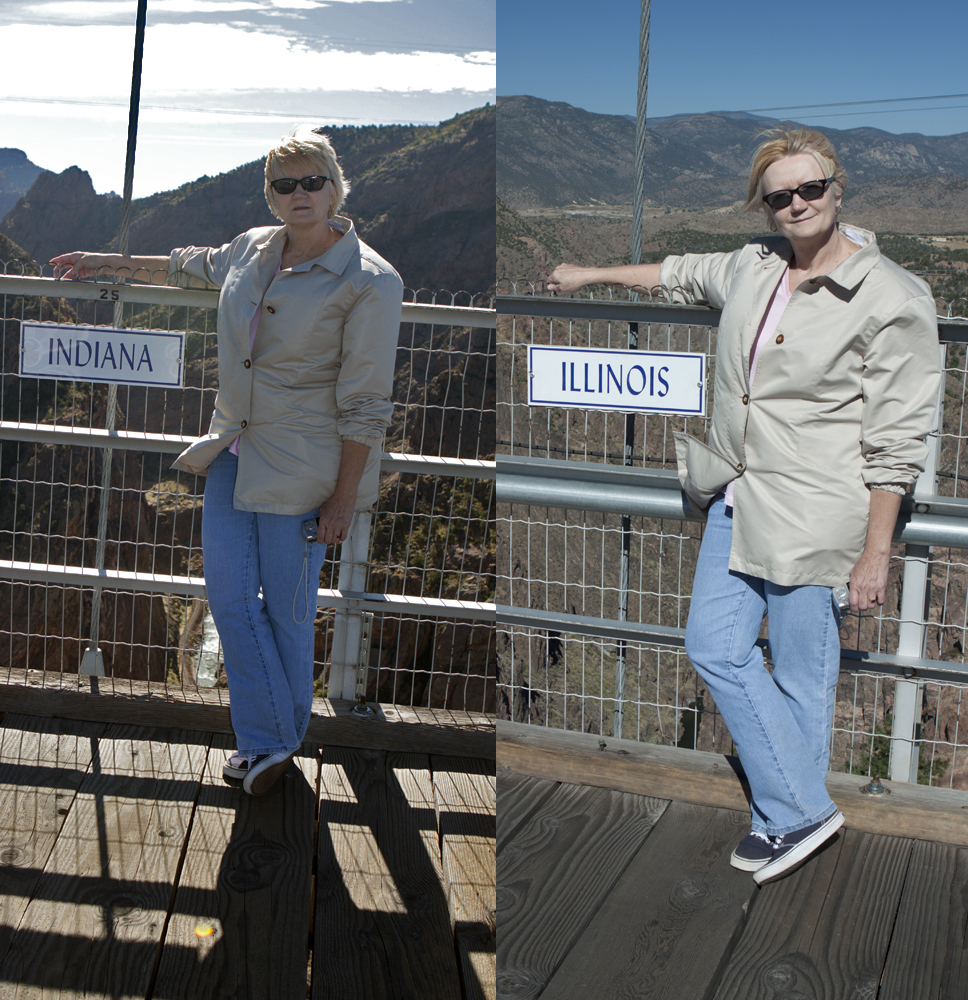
[497,720,968,1000]
[0,712,496,999]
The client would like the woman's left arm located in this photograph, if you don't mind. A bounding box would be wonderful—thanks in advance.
[849,488,902,611]
[316,440,370,545]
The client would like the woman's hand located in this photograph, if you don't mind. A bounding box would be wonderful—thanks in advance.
[315,492,355,546]
[848,547,891,612]
[50,252,111,280]
[546,263,594,295]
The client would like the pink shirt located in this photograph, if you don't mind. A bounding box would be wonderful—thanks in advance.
[228,263,281,456]
[724,267,791,507]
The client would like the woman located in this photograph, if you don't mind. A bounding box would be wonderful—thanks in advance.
[547,126,941,884]
[52,126,403,796]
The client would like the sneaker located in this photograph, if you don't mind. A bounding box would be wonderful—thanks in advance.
[730,831,774,872]
[223,752,250,785]
[242,751,297,796]
[753,810,845,886]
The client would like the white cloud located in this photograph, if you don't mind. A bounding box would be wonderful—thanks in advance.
[0,23,495,97]
[23,0,400,15]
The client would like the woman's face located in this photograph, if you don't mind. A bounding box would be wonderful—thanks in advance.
[271,158,334,227]
[761,152,841,244]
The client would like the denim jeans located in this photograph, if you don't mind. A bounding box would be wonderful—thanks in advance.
[202,450,327,755]
[684,497,841,837]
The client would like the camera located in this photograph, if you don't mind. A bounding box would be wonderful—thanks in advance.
[301,518,319,543]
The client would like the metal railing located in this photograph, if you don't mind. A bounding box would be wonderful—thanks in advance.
[0,269,496,713]
[496,279,968,787]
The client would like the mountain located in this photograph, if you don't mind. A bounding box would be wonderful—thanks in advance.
[0,148,43,220]
[498,95,968,210]
[1,106,496,295]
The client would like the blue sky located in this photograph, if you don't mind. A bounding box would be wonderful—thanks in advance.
[0,0,495,196]
[498,0,968,138]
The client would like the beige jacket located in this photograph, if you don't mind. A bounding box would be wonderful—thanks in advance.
[664,227,942,587]
[168,218,403,514]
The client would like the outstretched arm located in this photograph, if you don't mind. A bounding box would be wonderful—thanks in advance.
[50,252,170,285]
[547,261,663,295]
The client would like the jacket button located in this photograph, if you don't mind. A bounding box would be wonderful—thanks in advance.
[240,420,247,429]
[742,394,749,405]
[266,306,275,314]
[736,463,743,471]
[244,359,251,369]
[775,334,784,344]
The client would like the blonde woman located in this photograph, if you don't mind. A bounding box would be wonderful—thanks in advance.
[548,126,941,883]
[53,127,403,795]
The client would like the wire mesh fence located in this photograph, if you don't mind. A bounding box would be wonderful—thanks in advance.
[0,270,496,712]
[497,278,968,787]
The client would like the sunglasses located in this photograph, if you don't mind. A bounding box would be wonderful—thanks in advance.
[269,175,330,194]
[762,178,834,211]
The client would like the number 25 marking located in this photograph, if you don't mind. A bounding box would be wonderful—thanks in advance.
[99,288,120,301]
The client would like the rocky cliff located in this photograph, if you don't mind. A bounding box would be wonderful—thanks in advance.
[0,148,43,220]
[2,106,496,295]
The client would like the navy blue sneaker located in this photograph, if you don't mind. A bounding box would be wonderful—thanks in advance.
[242,751,296,796]
[754,810,844,885]
[730,831,774,872]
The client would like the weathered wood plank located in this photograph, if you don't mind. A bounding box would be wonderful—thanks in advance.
[712,829,912,1000]
[0,670,495,759]
[0,714,105,970]
[431,756,495,932]
[0,724,210,999]
[150,735,318,1000]
[941,847,968,1000]
[313,747,463,1000]
[458,930,496,1000]
[499,720,968,846]
[879,838,958,999]
[495,767,558,852]
[497,780,668,1000]
[540,801,755,1000]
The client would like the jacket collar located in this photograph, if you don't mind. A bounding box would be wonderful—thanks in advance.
[256,215,359,276]
[756,225,881,292]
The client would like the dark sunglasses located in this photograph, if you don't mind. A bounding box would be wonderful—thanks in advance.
[762,177,834,211]
[269,175,330,194]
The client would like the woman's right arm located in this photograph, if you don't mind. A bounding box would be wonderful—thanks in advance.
[49,252,170,285]
[546,262,663,294]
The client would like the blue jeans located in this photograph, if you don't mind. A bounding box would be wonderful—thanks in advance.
[684,497,841,837]
[202,450,327,755]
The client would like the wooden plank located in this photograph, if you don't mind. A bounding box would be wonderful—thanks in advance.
[497,780,668,1000]
[540,801,755,1000]
[431,757,496,1000]
[495,767,558,852]
[0,714,105,970]
[712,829,912,1000]
[879,839,958,999]
[941,847,968,1000]
[150,734,318,1000]
[458,931,496,1000]
[0,724,210,999]
[313,747,463,1000]
[0,671,495,759]
[498,720,968,847]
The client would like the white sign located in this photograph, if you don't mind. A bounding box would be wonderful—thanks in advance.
[528,345,705,415]
[20,323,184,388]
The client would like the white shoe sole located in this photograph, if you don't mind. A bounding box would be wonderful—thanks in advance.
[243,751,296,796]
[754,811,845,886]
[729,852,770,873]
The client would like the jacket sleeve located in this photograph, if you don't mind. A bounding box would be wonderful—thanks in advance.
[336,269,404,445]
[659,249,744,308]
[166,234,244,290]
[861,293,942,485]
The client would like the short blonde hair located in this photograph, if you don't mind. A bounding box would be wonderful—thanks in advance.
[264,125,350,220]
[744,124,847,213]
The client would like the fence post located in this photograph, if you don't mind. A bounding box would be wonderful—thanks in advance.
[888,344,946,782]
[329,511,372,700]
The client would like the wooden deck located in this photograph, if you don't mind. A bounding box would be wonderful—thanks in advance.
[0,712,495,999]
[497,721,968,1000]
